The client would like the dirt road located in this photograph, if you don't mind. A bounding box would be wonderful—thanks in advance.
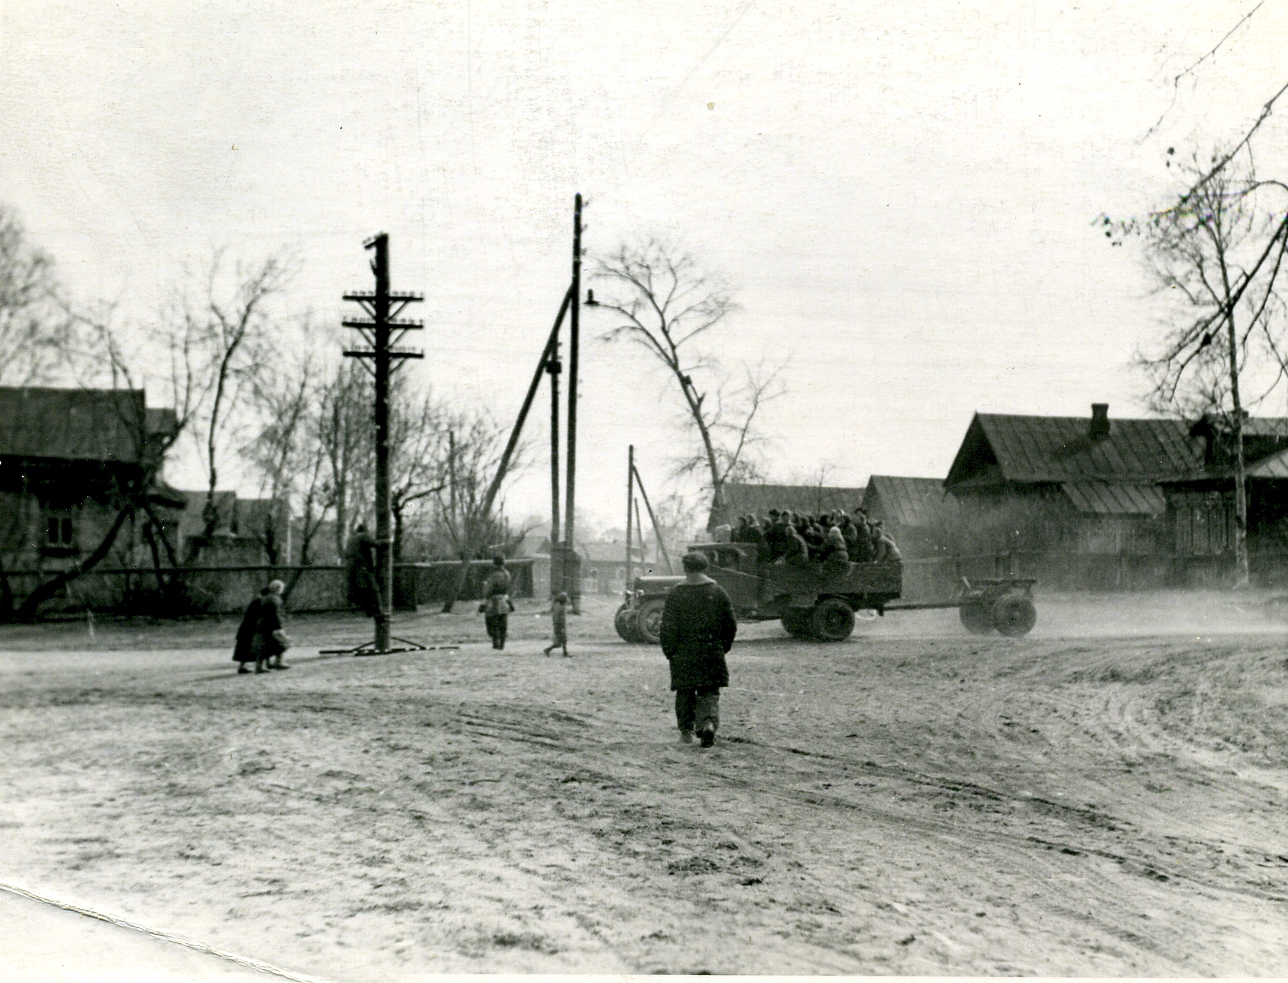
[1,595,1286,976]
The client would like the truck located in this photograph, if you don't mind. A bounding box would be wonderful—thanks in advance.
[614,542,1037,643]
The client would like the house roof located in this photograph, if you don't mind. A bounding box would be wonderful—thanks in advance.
[1061,481,1166,516]
[578,541,644,563]
[722,482,866,519]
[0,387,171,463]
[945,413,1205,489]
[1245,448,1288,479]
[178,490,237,537]
[863,475,955,527]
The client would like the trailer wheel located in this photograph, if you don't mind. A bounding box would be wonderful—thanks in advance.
[614,605,640,643]
[811,598,855,642]
[992,593,1037,637]
[781,609,812,637]
[959,602,993,635]
[634,597,667,645]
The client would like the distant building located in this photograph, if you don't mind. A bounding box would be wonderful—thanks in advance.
[861,475,960,557]
[577,541,650,595]
[174,491,290,565]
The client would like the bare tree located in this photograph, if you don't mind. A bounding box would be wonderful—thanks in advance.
[387,381,449,562]
[594,239,784,529]
[316,359,375,562]
[241,345,332,567]
[432,407,531,612]
[169,250,294,546]
[1107,148,1288,587]
[638,491,700,569]
[0,204,68,385]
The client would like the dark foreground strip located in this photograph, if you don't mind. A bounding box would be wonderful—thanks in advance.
[0,880,335,983]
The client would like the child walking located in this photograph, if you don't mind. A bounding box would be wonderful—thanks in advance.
[543,592,570,657]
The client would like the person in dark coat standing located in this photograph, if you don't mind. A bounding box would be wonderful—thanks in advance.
[345,524,380,618]
[658,551,737,748]
[232,590,265,674]
[479,555,513,650]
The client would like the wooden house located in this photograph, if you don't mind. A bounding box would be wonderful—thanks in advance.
[0,387,183,610]
[942,404,1204,558]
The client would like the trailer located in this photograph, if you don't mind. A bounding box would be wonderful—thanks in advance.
[614,543,1036,643]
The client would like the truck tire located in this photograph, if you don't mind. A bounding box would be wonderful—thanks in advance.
[781,608,812,637]
[960,602,993,635]
[614,605,640,643]
[993,593,1037,637]
[810,598,855,642]
[634,597,667,645]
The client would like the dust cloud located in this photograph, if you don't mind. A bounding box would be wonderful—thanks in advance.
[847,589,1288,641]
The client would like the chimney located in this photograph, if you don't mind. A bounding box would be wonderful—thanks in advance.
[1090,403,1110,440]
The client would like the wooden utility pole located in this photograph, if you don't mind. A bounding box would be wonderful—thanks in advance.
[632,459,674,574]
[624,444,635,593]
[563,193,583,612]
[547,332,562,578]
[634,497,645,566]
[342,233,423,653]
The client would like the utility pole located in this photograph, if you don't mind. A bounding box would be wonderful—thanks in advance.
[563,193,583,612]
[547,332,562,593]
[624,444,635,593]
[632,459,674,574]
[342,233,423,654]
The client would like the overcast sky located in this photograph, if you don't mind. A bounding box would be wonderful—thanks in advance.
[2,0,1285,533]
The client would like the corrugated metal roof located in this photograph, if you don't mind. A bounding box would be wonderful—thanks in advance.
[0,387,155,462]
[947,413,1205,487]
[864,475,957,527]
[1061,481,1166,516]
[1193,414,1288,438]
[723,482,865,517]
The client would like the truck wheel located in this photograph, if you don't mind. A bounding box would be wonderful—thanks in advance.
[614,605,639,643]
[992,593,1037,637]
[810,598,855,642]
[960,602,993,635]
[634,598,667,645]
[781,609,812,637]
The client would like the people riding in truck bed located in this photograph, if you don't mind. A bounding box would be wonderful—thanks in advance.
[726,505,899,566]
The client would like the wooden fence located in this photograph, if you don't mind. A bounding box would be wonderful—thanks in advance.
[0,559,535,619]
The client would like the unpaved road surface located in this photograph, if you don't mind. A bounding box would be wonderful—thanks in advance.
[2,594,1287,977]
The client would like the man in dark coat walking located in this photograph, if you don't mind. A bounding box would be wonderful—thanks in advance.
[659,551,737,748]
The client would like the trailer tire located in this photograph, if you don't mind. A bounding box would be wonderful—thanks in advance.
[781,609,812,637]
[960,602,994,635]
[634,597,667,645]
[811,598,855,642]
[993,593,1037,637]
[615,605,640,643]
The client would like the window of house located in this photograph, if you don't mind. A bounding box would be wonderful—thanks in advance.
[45,512,75,548]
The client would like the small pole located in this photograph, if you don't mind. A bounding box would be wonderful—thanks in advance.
[634,496,646,565]
[624,445,635,593]
[563,193,582,612]
[632,462,674,574]
[548,333,562,592]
